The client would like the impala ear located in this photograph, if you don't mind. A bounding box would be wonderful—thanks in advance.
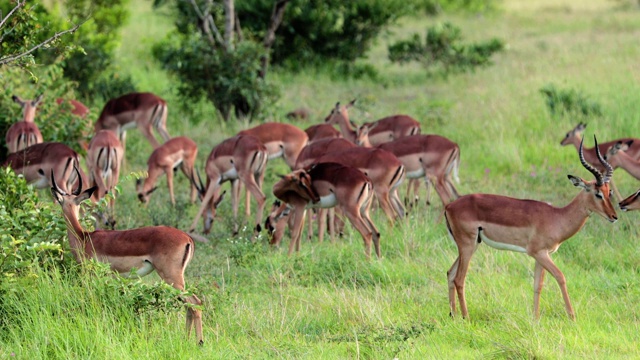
[568,175,588,189]
[75,186,98,204]
[12,95,25,106]
[347,99,357,107]
[33,93,44,106]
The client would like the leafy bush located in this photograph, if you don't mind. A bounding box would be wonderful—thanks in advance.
[0,168,69,289]
[237,0,407,69]
[153,34,279,121]
[411,0,500,15]
[388,22,504,76]
[539,83,603,118]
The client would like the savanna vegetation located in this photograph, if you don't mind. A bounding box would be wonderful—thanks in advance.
[2,0,640,358]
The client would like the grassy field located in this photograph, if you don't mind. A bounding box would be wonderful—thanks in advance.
[4,0,640,358]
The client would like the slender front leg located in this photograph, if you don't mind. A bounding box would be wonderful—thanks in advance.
[533,260,546,320]
[533,251,575,320]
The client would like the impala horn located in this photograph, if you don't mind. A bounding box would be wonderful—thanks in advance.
[579,137,604,186]
[593,135,614,184]
[72,165,83,196]
[50,170,63,196]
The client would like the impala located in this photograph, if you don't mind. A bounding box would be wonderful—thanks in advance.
[50,169,203,344]
[294,138,356,170]
[237,122,308,170]
[561,122,640,199]
[95,92,171,150]
[5,94,44,153]
[286,107,310,121]
[2,142,84,193]
[86,130,124,225]
[56,98,90,118]
[376,134,460,207]
[304,123,342,144]
[272,162,381,259]
[136,136,198,206]
[619,188,640,211]
[603,140,640,180]
[188,135,268,234]
[324,100,421,145]
[445,137,617,320]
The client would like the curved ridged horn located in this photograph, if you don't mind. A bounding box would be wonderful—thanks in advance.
[72,166,83,196]
[50,170,63,195]
[579,137,603,186]
[593,135,613,184]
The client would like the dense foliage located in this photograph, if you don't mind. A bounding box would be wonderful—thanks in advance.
[540,84,604,119]
[237,0,407,67]
[388,22,504,76]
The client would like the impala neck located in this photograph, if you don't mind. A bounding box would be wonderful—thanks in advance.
[62,205,90,262]
[554,191,594,241]
[568,135,597,164]
[612,152,640,179]
[23,106,37,123]
[333,115,357,143]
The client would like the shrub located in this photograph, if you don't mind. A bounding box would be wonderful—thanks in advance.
[388,22,504,76]
[539,84,603,118]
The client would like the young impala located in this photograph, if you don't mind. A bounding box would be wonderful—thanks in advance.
[445,136,617,320]
[603,140,640,180]
[50,169,203,344]
[5,94,44,153]
[86,130,124,226]
[136,136,198,206]
[271,162,380,259]
[561,122,640,199]
[188,135,268,235]
[2,142,84,194]
[324,100,421,145]
[95,92,171,150]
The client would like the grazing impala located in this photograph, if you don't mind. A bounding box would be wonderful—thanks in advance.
[445,137,617,320]
[95,92,171,149]
[56,98,90,118]
[86,130,124,225]
[5,94,44,153]
[603,140,640,180]
[271,162,381,259]
[136,136,198,206]
[375,134,460,207]
[619,188,640,211]
[304,123,342,144]
[294,138,356,170]
[3,142,84,193]
[324,100,421,145]
[50,169,203,344]
[237,122,308,170]
[189,135,268,234]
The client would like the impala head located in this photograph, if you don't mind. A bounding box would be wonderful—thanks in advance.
[273,169,320,204]
[355,122,378,147]
[324,99,356,125]
[603,140,634,168]
[13,94,44,122]
[567,136,617,222]
[560,122,586,146]
[264,200,291,245]
[619,189,640,212]
[50,167,97,218]
[135,178,158,204]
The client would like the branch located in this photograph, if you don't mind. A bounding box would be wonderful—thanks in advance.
[0,0,25,31]
[259,0,290,78]
[187,0,225,49]
[0,22,82,66]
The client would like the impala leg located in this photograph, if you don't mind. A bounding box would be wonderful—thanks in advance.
[532,251,575,320]
[181,163,197,203]
[447,256,461,317]
[533,260,546,320]
[156,272,203,345]
[342,205,374,259]
[452,239,477,319]
[166,166,176,206]
[189,180,218,233]
[231,180,240,233]
[239,173,266,231]
[318,208,327,243]
[390,186,406,220]
[423,178,432,206]
[375,187,396,224]
[361,197,381,259]
[430,174,453,206]
[138,122,161,149]
[289,207,306,255]
[328,208,336,243]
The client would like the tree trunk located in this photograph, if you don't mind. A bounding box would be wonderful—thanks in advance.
[224,0,235,50]
[259,0,290,79]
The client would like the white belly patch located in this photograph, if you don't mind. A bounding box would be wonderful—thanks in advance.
[309,193,338,208]
[406,168,425,179]
[172,159,183,169]
[479,231,527,253]
[222,167,238,180]
[120,260,155,278]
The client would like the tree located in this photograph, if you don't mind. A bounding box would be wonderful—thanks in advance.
[153,0,289,121]
[0,0,81,68]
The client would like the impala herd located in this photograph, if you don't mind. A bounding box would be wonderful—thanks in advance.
[3,92,640,344]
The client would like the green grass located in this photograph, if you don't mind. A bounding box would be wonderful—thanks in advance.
[4,0,640,358]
